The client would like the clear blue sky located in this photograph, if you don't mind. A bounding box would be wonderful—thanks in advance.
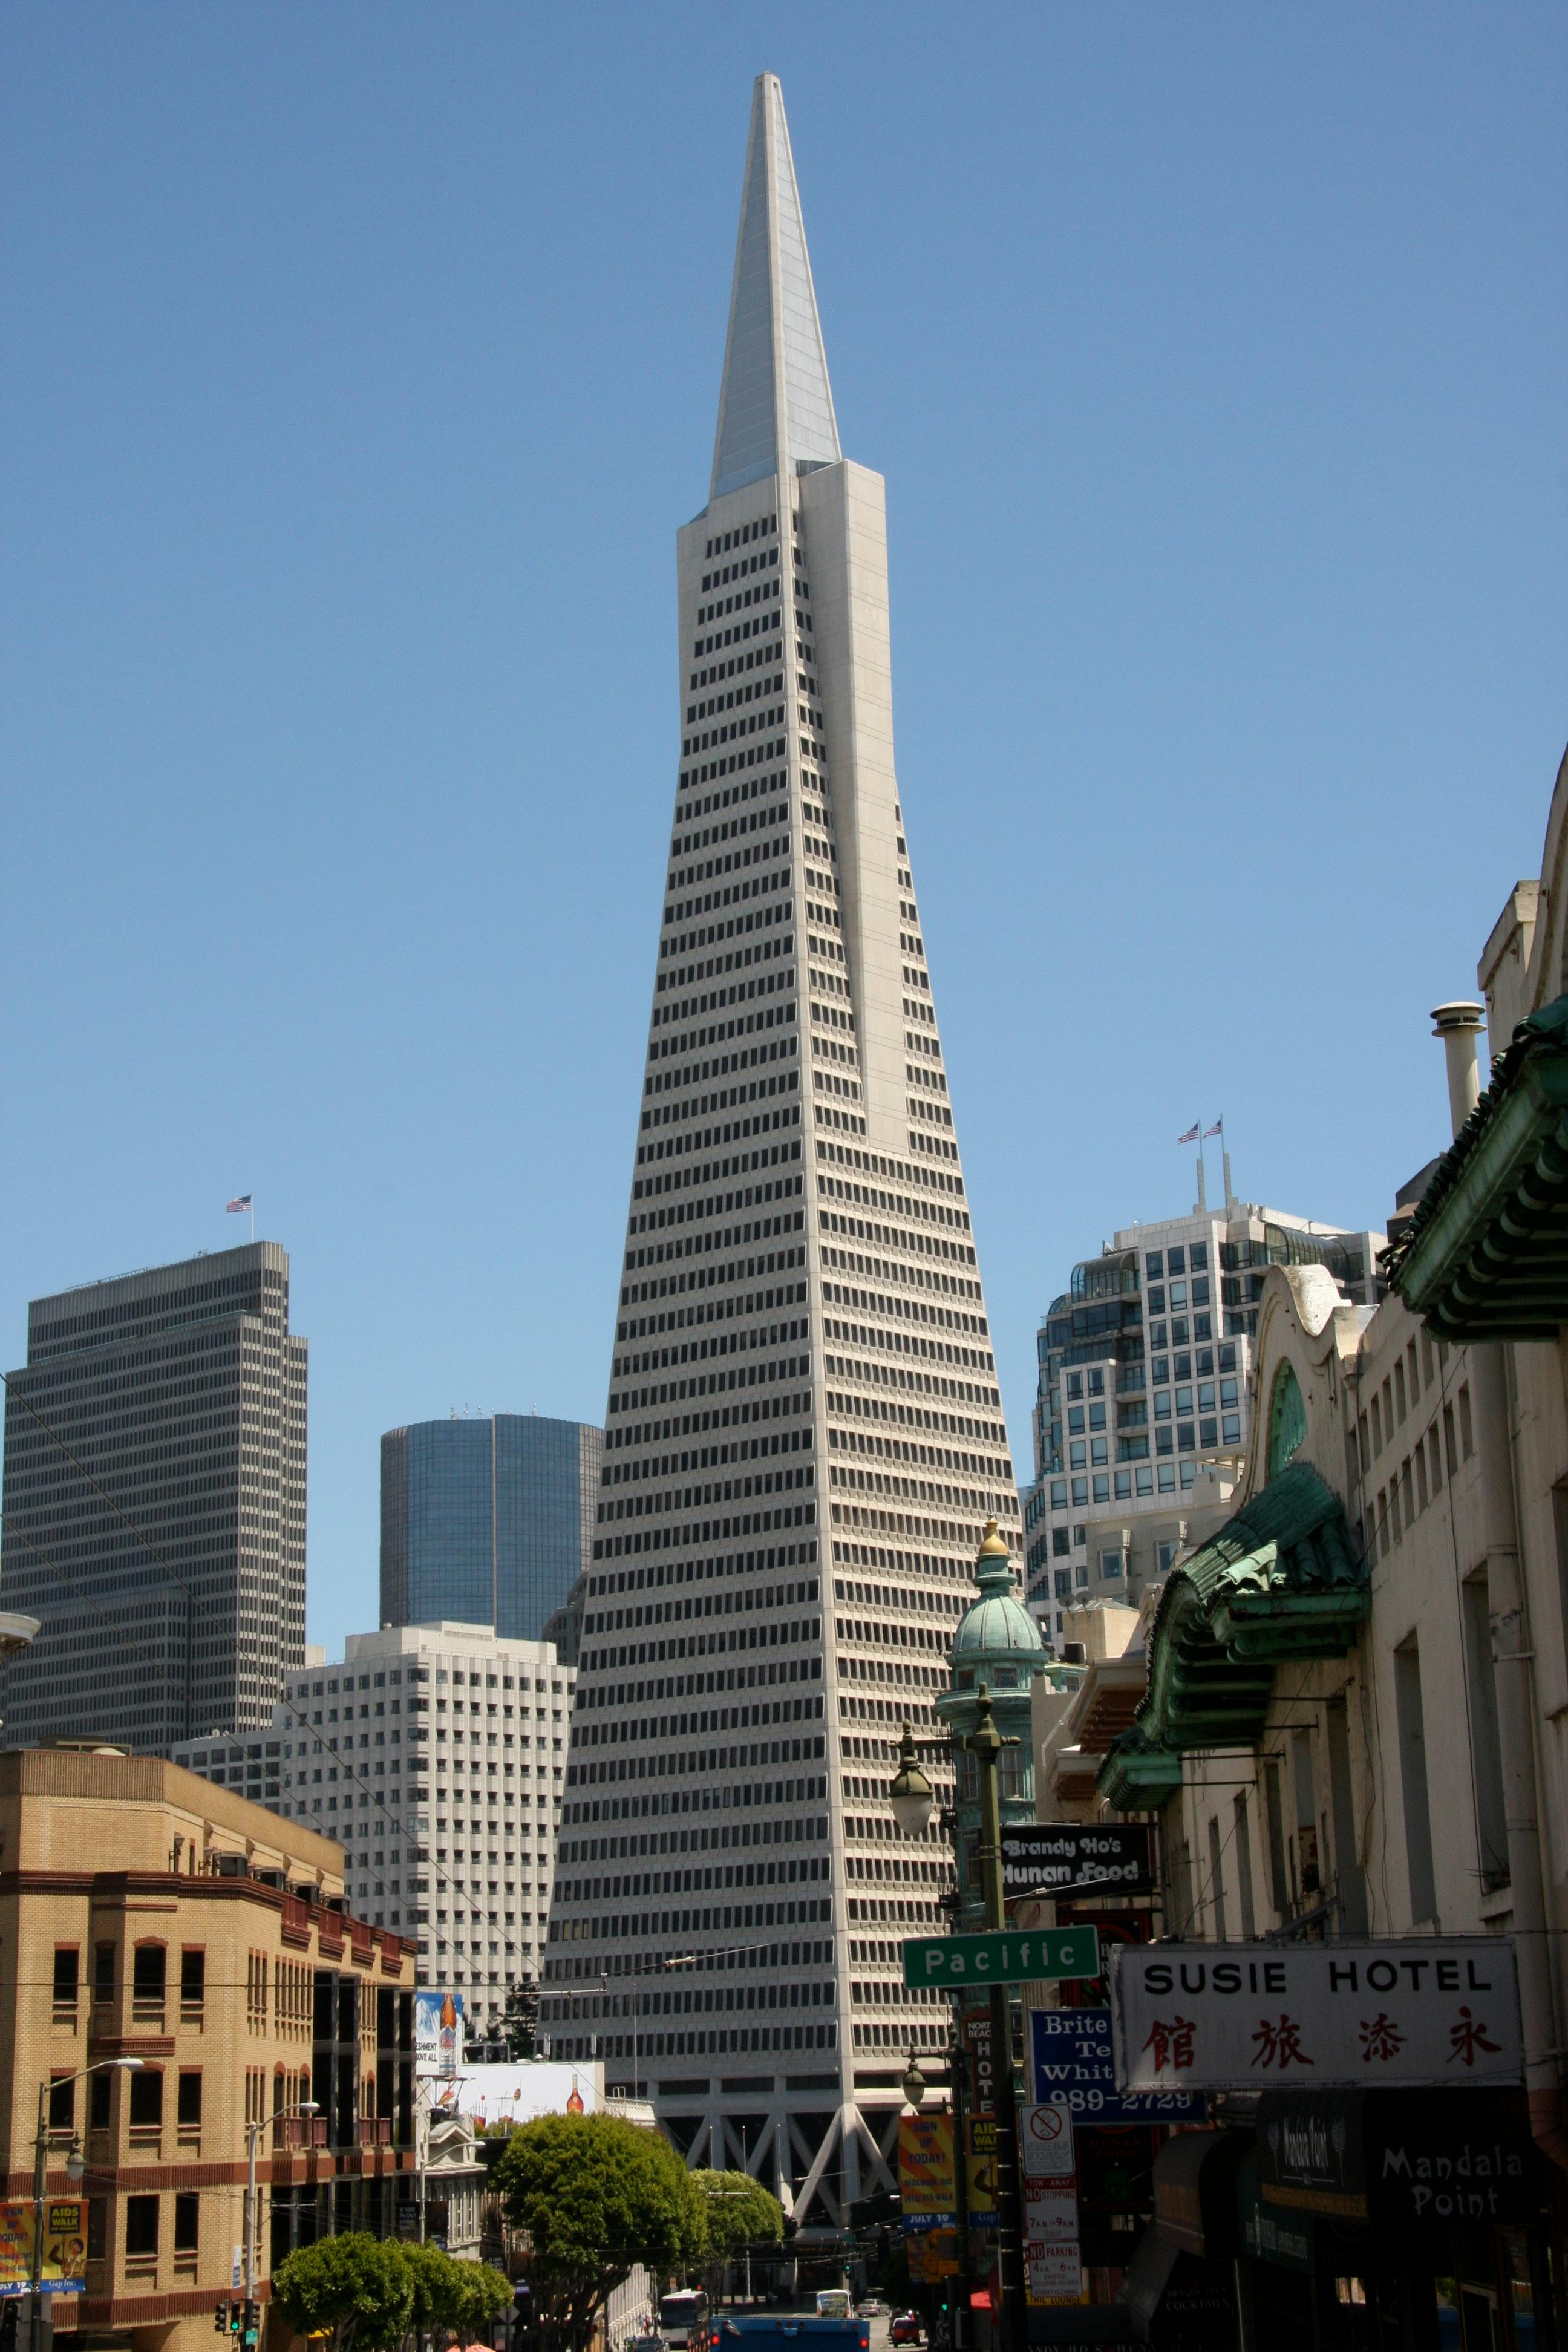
[3,5,1563,1660]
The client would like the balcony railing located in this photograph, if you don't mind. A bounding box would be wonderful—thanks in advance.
[356,2117,391,2148]
[273,2115,329,2151]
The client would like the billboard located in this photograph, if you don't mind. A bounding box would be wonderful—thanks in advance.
[428,2060,602,2123]
[414,1990,464,2077]
[0,2203,86,2295]
[1111,1940,1523,2093]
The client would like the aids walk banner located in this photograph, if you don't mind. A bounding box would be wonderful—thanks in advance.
[1112,1939,1523,2093]
[0,2203,86,2294]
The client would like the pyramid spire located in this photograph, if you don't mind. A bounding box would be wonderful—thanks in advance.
[710,73,840,501]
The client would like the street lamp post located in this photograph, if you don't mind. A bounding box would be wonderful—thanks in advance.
[967,1692,1030,2352]
[243,2100,319,2345]
[886,1704,1028,2352]
[31,2058,142,2352]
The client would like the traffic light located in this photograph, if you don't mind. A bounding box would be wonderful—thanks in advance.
[243,2301,260,2348]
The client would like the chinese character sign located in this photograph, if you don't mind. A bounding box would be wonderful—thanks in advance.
[1112,1941,1523,2092]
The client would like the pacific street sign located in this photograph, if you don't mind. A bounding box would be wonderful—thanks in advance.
[903,1926,1101,1990]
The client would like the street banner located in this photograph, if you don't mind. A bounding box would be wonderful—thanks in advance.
[413,1989,464,2077]
[1001,1824,1152,1901]
[965,2120,998,2221]
[897,2113,956,2222]
[903,1926,1099,1990]
[1030,2005,1205,2123]
[0,2204,85,2295]
[1018,2100,1074,2180]
[906,2229,959,2282]
[1111,1939,1523,2092]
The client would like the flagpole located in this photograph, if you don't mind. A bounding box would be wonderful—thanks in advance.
[1194,1117,1207,1215]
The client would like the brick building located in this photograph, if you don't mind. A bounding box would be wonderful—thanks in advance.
[0,1747,415,2352]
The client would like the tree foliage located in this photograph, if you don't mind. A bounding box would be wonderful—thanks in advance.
[494,2114,705,2352]
[690,2170,783,2305]
[272,2232,509,2352]
[270,2234,415,2352]
[502,1973,540,2060]
[401,2241,514,2345]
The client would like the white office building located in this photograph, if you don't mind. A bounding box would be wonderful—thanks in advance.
[172,1620,573,2052]
[1023,1197,1382,1641]
[543,74,1019,2229]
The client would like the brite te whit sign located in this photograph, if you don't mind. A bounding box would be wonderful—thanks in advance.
[902,1926,1100,1990]
[1030,2005,1205,2123]
[1112,1940,1523,2092]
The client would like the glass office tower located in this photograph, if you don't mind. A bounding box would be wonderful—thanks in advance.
[380,1414,601,1641]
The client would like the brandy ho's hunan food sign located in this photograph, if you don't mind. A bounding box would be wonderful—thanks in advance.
[1111,1939,1523,2092]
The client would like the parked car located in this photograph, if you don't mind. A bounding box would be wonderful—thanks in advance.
[855,2304,889,2320]
[890,2318,921,2345]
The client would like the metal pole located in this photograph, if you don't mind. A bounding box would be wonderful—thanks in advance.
[947,2011,971,2352]
[970,1693,1028,2352]
[243,2120,257,2343]
[30,2080,46,2352]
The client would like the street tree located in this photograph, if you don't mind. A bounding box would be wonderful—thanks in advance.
[402,2241,514,2347]
[691,2171,783,2308]
[502,1973,540,2060]
[271,2234,416,2352]
[494,2112,705,2352]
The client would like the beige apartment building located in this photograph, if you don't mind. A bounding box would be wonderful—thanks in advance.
[0,1747,415,2352]
[1093,742,1568,2334]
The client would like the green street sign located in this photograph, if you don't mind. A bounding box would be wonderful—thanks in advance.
[901,1926,1100,1989]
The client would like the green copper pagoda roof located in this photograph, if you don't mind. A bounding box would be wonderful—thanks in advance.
[1387,993,1568,1341]
[1097,1460,1367,1812]
[948,1518,1045,1668]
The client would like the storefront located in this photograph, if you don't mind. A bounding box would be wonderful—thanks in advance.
[1239,2089,1559,2349]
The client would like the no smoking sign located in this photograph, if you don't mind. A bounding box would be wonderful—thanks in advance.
[1019,2100,1075,2180]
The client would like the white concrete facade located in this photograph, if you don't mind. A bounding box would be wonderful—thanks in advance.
[171,1619,573,2050]
[542,75,1018,2230]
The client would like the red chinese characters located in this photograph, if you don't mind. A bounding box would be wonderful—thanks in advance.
[1141,2015,1196,2073]
[1249,2013,1314,2069]
[1448,2006,1501,2068]
[1357,2013,1405,2063]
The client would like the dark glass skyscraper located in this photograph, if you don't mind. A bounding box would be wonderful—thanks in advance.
[1,1240,307,1750]
[380,1414,601,1641]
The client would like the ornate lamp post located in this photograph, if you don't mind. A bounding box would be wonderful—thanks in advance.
[928,1518,1053,2352]
[31,2057,141,2352]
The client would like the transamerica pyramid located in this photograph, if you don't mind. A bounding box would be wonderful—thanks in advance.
[543,74,1022,2228]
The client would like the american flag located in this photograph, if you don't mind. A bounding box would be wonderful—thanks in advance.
[1176,1125,1200,1146]
[226,1195,252,1214]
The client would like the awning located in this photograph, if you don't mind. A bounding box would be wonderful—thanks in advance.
[1151,2127,1253,2257]
[1388,993,1568,1339]
[1099,1463,1366,1808]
